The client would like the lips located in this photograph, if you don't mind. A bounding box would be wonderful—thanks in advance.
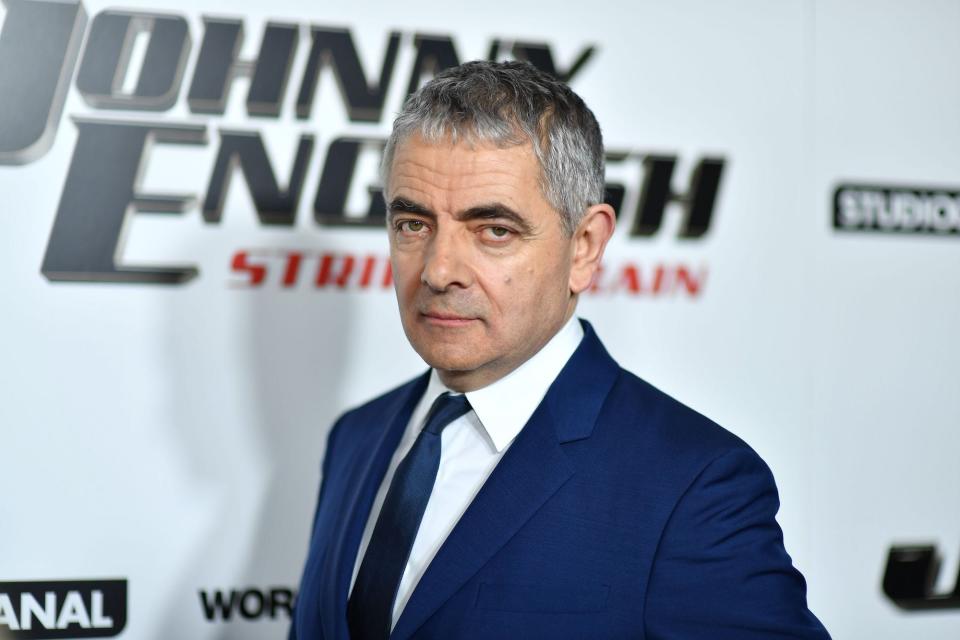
[419,310,477,326]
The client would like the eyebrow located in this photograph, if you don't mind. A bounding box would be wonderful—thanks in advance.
[387,198,534,234]
[388,198,433,218]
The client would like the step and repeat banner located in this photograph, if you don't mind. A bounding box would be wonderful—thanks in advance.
[2,0,958,637]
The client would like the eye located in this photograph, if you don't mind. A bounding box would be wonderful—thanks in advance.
[396,219,428,234]
[482,226,513,241]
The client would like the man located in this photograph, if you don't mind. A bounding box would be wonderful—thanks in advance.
[291,60,829,639]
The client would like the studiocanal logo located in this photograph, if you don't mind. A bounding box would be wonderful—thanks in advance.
[0,580,126,639]
[0,0,726,294]
[834,183,960,236]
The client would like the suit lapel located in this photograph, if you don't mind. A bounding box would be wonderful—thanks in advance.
[318,373,429,640]
[390,321,621,640]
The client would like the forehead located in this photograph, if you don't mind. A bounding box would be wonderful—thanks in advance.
[387,135,546,210]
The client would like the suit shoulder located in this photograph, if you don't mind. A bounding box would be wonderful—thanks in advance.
[605,368,760,466]
[320,373,427,462]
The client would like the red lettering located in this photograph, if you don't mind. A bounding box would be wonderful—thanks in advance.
[675,266,705,296]
[336,256,355,287]
[358,255,377,288]
[231,251,267,286]
[652,264,666,294]
[316,254,333,286]
[381,260,393,288]
[226,250,700,298]
[617,264,641,294]
[282,252,303,287]
[316,254,356,288]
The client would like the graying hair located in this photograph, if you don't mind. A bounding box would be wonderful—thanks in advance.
[381,60,606,236]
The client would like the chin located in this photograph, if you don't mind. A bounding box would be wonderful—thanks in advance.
[424,353,484,373]
[416,344,488,374]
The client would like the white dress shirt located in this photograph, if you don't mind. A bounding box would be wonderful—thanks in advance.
[349,315,585,628]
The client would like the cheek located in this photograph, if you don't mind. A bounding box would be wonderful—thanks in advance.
[391,252,420,288]
[477,245,568,319]
[494,266,539,310]
[391,276,421,320]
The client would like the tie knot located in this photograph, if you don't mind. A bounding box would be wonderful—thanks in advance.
[422,392,471,435]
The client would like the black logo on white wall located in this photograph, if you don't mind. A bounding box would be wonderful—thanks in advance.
[199,586,295,621]
[0,0,726,285]
[834,183,960,235]
[0,580,126,639]
[883,544,960,611]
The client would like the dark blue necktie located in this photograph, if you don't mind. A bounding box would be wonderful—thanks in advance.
[347,391,472,640]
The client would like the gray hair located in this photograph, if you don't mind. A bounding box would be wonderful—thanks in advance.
[381,60,606,236]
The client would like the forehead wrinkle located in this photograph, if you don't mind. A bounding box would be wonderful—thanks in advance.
[389,139,550,226]
[391,172,528,215]
[392,161,527,188]
[392,141,537,182]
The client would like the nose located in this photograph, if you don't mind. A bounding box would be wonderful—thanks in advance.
[421,225,473,292]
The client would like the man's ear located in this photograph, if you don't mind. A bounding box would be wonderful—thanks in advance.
[569,203,616,294]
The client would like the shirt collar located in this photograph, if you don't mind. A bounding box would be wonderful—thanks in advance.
[423,315,584,453]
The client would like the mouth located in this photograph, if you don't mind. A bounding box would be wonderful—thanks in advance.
[419,311,478,327]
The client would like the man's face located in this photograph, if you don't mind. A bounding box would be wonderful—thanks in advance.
[387,135,579,391]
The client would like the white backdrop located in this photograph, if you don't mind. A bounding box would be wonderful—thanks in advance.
[2,0,959,638]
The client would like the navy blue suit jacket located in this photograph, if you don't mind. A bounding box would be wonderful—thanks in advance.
[291,321,830,639]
